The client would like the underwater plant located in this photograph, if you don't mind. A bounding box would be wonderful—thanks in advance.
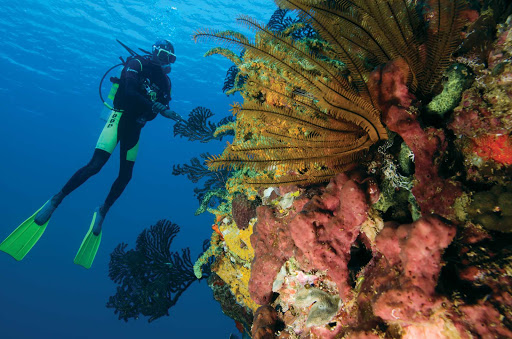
[106,220,211,322]
[194,0,467,186]
[173,106,235,143]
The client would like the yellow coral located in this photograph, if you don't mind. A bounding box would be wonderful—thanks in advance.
[220,221,255,262]
[209,220,259,311]
[214,253,260,312]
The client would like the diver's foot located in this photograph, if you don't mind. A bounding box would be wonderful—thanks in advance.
[34,197,60,226]
[92,206,106,236]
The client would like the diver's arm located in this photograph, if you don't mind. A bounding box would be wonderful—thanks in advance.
[160,109,184,122]
[151,101,183,122]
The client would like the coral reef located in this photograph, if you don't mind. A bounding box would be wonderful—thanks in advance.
[232,193,260,230]
[251,305,279,339]
[246,194,512,338]
[106,220,210,322]
[249,172,371,304]
[191,2,512,338]
[448,13,512,183]
[369,58,463,220]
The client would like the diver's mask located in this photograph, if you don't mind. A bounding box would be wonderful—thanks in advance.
[153,45,176,65]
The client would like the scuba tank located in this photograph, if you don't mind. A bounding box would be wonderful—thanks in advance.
[99,63,122,120]
[98,39,152,118]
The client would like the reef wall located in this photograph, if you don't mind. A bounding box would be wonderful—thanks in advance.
[195,2,512,338]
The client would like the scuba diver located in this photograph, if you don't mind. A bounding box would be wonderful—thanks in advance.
[0,39,183,269]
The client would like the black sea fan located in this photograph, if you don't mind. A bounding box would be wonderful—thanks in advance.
[106,220,211,322]
[267,8,317,40]
[172,152,231,202]
[173,106,235,143]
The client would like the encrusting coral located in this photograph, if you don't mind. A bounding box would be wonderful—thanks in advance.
[208,272,255,335]
[295,288,341,327]
[251,305,279,339]
[467,184,512,232]
[449,13,512,183]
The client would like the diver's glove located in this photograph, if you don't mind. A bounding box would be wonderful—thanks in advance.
[152,102,167,114]
[163,109,185,122]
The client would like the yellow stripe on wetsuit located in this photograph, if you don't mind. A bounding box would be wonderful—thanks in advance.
[96,111,139,161]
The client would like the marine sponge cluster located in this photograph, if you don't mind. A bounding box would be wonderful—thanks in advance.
[243,181,512,338]
[449,14,512,182]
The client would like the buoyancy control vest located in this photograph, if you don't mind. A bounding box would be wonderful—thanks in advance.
[99,39,171,112]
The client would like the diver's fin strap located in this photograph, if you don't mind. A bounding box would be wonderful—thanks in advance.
[74,212,102,269]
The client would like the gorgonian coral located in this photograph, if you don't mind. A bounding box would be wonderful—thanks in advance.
[173,106,235,143]
[267,8,317,40]
[172,152,231,202]
[106,220,210,322]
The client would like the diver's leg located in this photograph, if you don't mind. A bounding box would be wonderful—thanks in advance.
[93,117,140,235]
[35,111,122,225]
[34,149,111,225]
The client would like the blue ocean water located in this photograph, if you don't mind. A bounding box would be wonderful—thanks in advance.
[0,0,276,338]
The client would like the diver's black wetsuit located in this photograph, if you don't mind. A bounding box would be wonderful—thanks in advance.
[58,56,171,213]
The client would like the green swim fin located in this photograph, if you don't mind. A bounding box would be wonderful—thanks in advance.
[74,211,102,269]
[0,202,50,261]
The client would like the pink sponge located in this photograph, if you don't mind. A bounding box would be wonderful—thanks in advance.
[249,173,370,304]
[292,174,369,299]
[373,216,456,322]
[368,59,462,219]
